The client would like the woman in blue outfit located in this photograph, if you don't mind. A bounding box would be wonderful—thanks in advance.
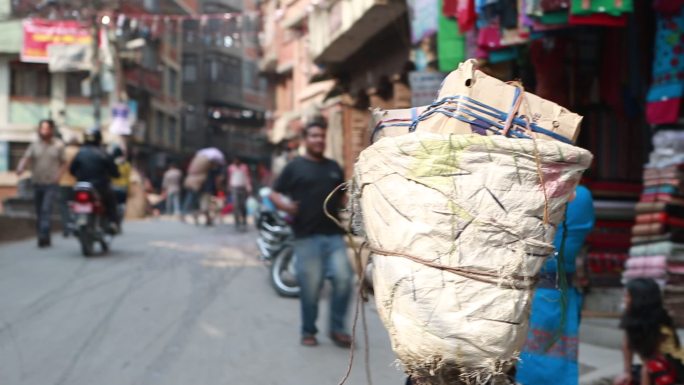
[516,185,596,385]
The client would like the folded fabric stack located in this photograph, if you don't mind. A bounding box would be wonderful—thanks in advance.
[624,131,684,326]
[584,184,637,287]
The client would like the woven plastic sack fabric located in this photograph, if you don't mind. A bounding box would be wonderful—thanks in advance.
[352,133,592,384]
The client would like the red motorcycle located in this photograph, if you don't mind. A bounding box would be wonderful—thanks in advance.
[70,182,113,256]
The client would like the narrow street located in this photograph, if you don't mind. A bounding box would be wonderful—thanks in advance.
[0,219,405,385]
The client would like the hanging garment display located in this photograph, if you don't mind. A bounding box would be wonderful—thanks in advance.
[109,103,132,136]
[540,0,570,13]
[457,0,478,32]
[519,0,536,26]
[488,47,519,63]
[539,11,570,25]
[646,8,684,125]
[654,0,684,15]
[477,23,503,49]
[479,0,519,28]
[570,0,634,16]
[568,13,627,26]
[499,0,520,28]
[443,0,458,16]
[526,0,543,17]
[438,0,467,71]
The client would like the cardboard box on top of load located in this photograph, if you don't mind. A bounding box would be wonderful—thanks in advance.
[371,59,583,144]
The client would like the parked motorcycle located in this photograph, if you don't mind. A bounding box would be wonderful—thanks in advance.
[256,188,300,297]
[70,182,113,257]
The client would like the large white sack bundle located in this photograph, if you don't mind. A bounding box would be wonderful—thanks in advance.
[352,132,592,384]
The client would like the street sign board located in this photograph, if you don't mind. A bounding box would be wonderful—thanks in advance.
[21,19,92,64]
[409,71,446,107]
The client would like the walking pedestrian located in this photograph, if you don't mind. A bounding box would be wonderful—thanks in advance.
[227,157,252,230]
[516,186,595,385]
[182,148,225,224]
[58,135,80,237]
[199,162,221,226]
[16,119,65,247]
[110,145,131,225]
[270,120,354,348]
[162,163,182,216]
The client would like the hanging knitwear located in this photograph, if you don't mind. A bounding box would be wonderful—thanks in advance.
[457,0,477,32]
[568,13,627,26]
[570,0,633,16]
[438,0,466,71]
[647,8,684,125]
[654,0,684,15]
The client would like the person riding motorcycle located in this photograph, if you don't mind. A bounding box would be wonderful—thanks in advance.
[69,128,120,233]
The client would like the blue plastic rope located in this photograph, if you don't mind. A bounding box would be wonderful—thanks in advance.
[405,95,573,144]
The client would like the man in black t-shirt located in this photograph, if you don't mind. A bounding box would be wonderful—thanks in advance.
[271,120,354,348]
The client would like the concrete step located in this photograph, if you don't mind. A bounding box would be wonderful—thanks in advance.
[3,196,62,219]
[0,215,62,243]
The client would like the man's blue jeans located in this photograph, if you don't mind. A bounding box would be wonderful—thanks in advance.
[293,234,354,336]
[33,184,58,240]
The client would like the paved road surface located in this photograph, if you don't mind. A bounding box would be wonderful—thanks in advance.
[0,219,405,385]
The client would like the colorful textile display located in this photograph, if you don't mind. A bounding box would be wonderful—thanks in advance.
[624,131,684,326]
[654,0,684,15]
[646,7,684,125]
[569,0,633,16]
[438,0,467,71]
[464,0,637,64]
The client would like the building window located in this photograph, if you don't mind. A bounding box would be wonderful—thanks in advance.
[183,54,198,82]
[183,111,197,131]
[205,54,241,87]
[10,62,50,98]
[183,20,199,44]
[226,56,241,86]
[207,57,220,82]
[169,117,177,147]
[168,68,178,96]
[142,45,158,70]
[203,18,240,48]
[155,111,164,144]
[243,61,259,90]
[168,20,178,47]
[66,72,89,98]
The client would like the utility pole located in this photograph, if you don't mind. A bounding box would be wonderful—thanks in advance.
[91,3,102,128]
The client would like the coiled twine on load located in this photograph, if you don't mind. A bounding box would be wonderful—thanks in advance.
[351,133,592,384]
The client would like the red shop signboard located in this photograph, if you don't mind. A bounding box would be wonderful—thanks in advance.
[21,19,92,64]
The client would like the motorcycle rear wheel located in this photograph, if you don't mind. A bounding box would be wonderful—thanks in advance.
[79,230,94,257]
[270,247,300,298]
